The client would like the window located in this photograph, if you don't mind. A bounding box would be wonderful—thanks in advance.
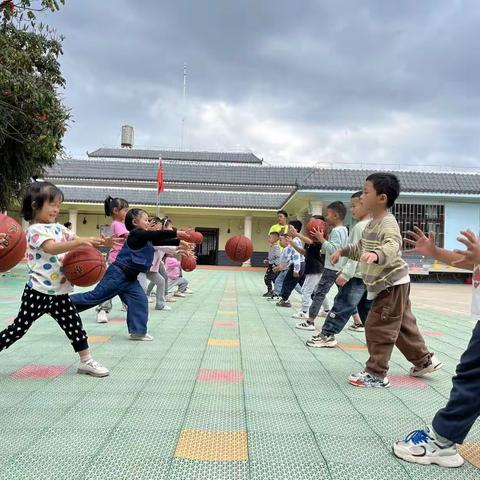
[391,204,444,249]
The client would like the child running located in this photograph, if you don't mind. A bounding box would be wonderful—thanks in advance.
[296,201,348,330]
[70,208,189,341]
[306,191,371,347]
[96,196,129,324]
[331,173,443,387]
[393,228,479,468]
[0,182,112,377]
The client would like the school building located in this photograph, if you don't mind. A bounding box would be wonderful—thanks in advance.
[9,146,480,272]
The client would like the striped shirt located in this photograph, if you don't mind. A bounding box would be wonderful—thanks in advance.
[346,213,408,295]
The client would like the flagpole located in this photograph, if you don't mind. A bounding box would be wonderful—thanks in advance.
[181,63,187,149]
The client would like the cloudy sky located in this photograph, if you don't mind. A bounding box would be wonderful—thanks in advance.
[46,0,480,170]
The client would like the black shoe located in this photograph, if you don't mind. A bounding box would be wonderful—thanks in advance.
[276,299,291,307]
[263,291,272,297]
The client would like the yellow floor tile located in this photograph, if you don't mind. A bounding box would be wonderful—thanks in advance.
[88,335,112,344]
[208,338,240,347]
[459,443,480,469]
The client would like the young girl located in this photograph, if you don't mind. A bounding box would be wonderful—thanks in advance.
[70,209,189,341]
[0,181,111,377]
[164,253,189,297]
[96,196,130,324]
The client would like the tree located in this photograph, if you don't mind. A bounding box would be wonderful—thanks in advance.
[0,0,68,210]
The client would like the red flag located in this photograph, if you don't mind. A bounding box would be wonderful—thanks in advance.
[157,159,164,193]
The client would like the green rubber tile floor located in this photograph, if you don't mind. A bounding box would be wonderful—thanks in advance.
[0,266,479,479]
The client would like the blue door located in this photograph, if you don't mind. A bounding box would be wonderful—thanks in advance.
[444,203,480,250]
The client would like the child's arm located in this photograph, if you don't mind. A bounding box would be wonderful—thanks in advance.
[320,227,347,256]
[405,227,475,270]
[366,216,403,265]
[288,225,313,245]
[289,241,306,256]
[43,237,103,255]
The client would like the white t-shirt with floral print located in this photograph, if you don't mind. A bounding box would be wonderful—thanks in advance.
[473,264,480,321]
[26,223,76,295]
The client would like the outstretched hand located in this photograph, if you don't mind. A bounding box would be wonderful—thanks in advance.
[101,235,123,248]
[403,227,437,257]
[452,230,480,266]
[360,252,378,264]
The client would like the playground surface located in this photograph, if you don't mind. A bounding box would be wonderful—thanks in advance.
[0,266,478,479]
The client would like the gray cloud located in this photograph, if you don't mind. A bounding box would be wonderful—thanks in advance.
[45,0,480,170]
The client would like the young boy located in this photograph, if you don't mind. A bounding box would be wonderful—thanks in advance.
[269,233,298,300]
[393,228,479,468]
[306,192,371,347]
[288,216,331,319]
[331,173,443,388]
[263,232,281,297]
[276,221,305,307]
[296,201,348,331]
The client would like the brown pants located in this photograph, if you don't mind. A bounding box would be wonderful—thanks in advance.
[365,283,430,379]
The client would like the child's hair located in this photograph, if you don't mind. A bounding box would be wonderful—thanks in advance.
[289,220,302,232]
[312,215,325,221]
[163,218,173,228]
[149,216,162,225]
[351,191,362,199]
[277,210,289,218]
[366,173,400,208]
[21,181,64,221]
[327,201,347,220]
[269,232,280,239]
[125,208,148,231]
[104,196,129,217]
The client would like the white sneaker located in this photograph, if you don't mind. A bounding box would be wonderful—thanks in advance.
[174,292,186,298]
[348,323,365,332]
[166,294,177,302]
[157,305,172,311]
[410,353,444,377]
[129,334,154,341]
[96,311,109,324]
[296,321,316,331]
[393,426,464,468]
[77,359,110,377]
[121,304,128,312]
[184,288,194,294]
[292,311,309,319]
[306,334,337,348]
[348,371,368,382]
[318,308,329,317]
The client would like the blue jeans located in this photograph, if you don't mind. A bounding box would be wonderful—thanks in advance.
[432,321,480,444]
[273,270,287,296]
[70,264,149,335]
[321,277,371,337]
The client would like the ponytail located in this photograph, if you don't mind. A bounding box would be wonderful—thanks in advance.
[104,196,129,217]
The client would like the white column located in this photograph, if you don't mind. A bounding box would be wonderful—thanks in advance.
[309,201,323,216]
[242,215,252,267]
[69,209,78,234]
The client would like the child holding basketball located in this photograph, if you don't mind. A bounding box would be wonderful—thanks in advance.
[96,196,130,324]
[0,181,113,377]
[70,209,190,341]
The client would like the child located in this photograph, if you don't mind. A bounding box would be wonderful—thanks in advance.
[276,220,305,307]
[306,192,371,347]
[288,216,331,319]
[96,196,130,324]
[164,253,189,296]
[263,232,281,296]
[0,182,111,377]
[70,209,188,341]
[296,201,349,330]
[331,173,443,388]
[268,234,292,300]
[393,228,479,467]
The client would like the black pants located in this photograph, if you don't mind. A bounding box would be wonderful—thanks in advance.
[281,263,305,301]
[264,264,279,292]
[0,286,89,353]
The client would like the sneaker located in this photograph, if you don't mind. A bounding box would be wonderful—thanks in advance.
[156,305,172,311]
[393,426,464,468]
[349,372,390,388]
[262,291,273,297]
[174,292,186,298]
[121,304,128,312]
[129,334,154,341]
[267,295,280,301]
[148,297,155,303]
[410,353,444,377]
[306,333,337,348]
[276,299,291,308]
[292,311,309,319]
[348,371,368,382]
[348,323,365,332]
[166,294,177,303]
[319,308,329,317]
[77,359,110,377]
[296,321,316,331]
[184,288,194,294]
[96,310,109,324]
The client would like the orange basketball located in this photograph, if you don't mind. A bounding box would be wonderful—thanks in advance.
[62,246,106,287]
[183,231,203,244]
[225,235,253,263]
[306,218,329,240]
[181,255,197,272]
[0,213,27,272]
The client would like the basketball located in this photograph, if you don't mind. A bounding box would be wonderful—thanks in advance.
[183,230,203,244]
[306,218,329,240]
[62,246,107,287]
[225,235,253,263]
[181,255,197,272]
[0,213,27,272]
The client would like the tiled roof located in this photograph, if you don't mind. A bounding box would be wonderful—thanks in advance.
[56,185,290,210]
[88,148,263,164]
[300,169,480,194]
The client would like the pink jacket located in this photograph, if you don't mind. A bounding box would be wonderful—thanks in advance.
[164,256,181,280]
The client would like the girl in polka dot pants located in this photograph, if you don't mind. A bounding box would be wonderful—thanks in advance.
[0,181,116,377]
